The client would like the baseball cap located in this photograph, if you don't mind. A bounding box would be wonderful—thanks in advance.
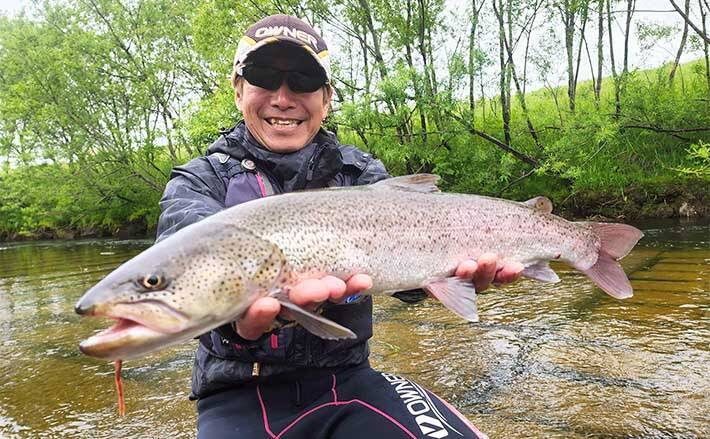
[233,14,331,81]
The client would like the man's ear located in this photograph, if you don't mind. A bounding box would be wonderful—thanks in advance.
[322,85,334,119]
[234,89,242,111]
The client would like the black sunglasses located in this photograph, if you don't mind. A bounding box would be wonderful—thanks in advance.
[239,64,328,94]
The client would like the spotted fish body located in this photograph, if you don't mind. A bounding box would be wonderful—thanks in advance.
[231,185,594,294]
[75,175,643,360]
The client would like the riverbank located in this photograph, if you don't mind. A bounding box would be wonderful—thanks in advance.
[558,178,709,221]
[0,220,151,243]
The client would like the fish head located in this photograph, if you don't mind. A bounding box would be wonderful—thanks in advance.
[75,224,289,360]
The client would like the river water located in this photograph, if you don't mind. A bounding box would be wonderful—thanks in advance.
[0,219,707,438]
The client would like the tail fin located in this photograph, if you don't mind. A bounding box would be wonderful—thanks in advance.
[580,223,644,299]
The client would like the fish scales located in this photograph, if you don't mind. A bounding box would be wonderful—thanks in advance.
[216,186,599,294]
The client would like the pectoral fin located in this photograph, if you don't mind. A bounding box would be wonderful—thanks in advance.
[424,277,479,322]
[277,299,357,340]
[522,261,560,283]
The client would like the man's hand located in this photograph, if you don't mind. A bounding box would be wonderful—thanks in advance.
[235,253,523,340]
[453,252,524,293]
[235,274,372,340]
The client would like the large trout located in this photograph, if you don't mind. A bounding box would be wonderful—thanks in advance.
[75,174,643,360]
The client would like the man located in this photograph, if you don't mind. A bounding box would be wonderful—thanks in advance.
[157,14,522,438]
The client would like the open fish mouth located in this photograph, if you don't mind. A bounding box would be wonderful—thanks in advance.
[79,316,173,359]
[77,301,191,360]
[79,318,177,359]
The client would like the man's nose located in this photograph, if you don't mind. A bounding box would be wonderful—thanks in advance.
[271,82,297,110]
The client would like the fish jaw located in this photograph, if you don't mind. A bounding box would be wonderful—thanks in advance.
[76,298,196,360]
[79,317,183,360]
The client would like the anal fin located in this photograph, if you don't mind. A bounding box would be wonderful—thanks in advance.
[522,261,560,283]
[424,277,479,322]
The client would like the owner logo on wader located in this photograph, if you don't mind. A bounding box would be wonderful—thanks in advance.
[381,373,464,438]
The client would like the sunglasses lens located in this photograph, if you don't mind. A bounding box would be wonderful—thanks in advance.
[241,65,282,90]
[241,65,326,93]
[287,71,326,93]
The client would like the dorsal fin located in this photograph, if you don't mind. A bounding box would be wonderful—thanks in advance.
[524,196,553,213]
[372,174,441,193]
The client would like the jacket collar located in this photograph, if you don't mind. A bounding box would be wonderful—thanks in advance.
[207,121,343,192]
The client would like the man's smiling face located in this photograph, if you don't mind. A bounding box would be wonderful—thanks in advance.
[235,44,331,153]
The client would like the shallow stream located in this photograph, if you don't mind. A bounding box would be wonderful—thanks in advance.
[0,219,707,438]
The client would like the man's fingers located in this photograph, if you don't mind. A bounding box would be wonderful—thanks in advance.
[289,279,331,306]
[455,260,478,279]
[344,274,373,296]
[321,275,348,301]
[454,256,522,293]
[494,262,524,284]
[236,297,280,340]
[473,253,498,292]
[289,276,350,308]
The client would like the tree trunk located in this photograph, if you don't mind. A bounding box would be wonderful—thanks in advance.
[522,12,537,97]
[622,0,634,76]
[416,0,447,148]
[669,0,691,83]
[701,0,710,96]
[498,0,511,146]
[505,0,512,112]
[405,0,427,146]
[573,4,589,108]
[357,0,409,144]
[493,0,543,150]
[607,0,621,118]
[468,0,483,114]
[595,0,604,104]
[561,0,577,114]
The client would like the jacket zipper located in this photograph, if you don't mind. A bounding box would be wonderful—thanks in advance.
[306,143,327,182]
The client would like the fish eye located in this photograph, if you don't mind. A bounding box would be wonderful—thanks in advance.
[141,274,163,290]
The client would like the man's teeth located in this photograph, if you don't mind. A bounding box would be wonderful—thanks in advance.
[268,118,300,126]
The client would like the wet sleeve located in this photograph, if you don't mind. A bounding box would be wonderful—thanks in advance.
[354,155,390,185]
[155,157,226,242]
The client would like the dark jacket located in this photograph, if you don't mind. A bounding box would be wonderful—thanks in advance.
[157,122,406,400]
